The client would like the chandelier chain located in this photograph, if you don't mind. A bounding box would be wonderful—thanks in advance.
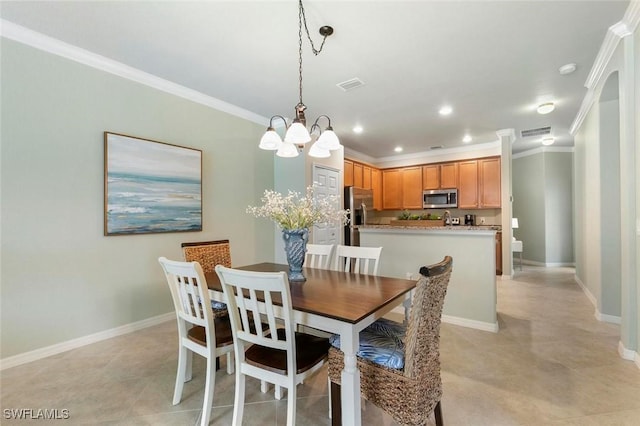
[297,0,330,106]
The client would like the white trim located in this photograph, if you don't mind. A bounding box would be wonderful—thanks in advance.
[571,1,640,134]
[519,259,575,267]
[512,146,574,159]
[0,19,269,127]
[374,140,501,164]
[441,314,499,333]
[0,312,174,371]
[596,311,622,324]
[635,352,640,369]
[618,340,636,361]
[575,274,597,308]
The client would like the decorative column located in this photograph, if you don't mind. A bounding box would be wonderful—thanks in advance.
[496,129,516,276]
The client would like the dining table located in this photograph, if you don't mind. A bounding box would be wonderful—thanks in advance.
[204,262,416,426]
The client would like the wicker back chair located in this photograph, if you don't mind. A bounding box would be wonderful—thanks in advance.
[181,240,232,318]
[328,256,453,426]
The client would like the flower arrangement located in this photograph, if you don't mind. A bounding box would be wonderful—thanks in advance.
[247,186,349,230]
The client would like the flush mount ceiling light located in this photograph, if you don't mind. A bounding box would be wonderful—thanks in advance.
[462,134,472,143]
[537,102,555,114]
[353,125,363,134]
[559,63,577,75]
[258,0,341,158]
[394,146,403,153]
[541,137,555,146]
[439,105,453,116]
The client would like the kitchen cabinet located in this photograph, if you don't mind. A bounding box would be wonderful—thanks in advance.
[496,232,502,275]
[458,160,479,208]
[363,166,372,190]
[353,163,364,188]
[422,165,440,190]
[440,162,459,188]
[344,160,354,187]
[423,162,458,190]
[372,168,382,210]
[458,157,501,209]
[402,167,423,209]
[382,169,402,209]
[479,157,501,208]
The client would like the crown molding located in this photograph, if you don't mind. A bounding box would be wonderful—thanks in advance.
[0,19,269,127]
[571,1,639,134]
[512,146,574,159]
[373,140,501,164]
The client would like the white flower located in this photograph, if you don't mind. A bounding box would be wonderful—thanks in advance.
[247,186,349,230]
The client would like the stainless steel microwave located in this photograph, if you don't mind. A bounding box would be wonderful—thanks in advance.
[423,188,458,209]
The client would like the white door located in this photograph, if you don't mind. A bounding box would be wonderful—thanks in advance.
[312,165,341,245]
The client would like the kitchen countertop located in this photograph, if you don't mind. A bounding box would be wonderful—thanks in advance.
[359,224,501,231]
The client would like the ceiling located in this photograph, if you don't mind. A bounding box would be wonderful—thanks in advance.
[0,1,630,158]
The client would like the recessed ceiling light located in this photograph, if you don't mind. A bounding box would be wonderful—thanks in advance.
[352,125,363,134]
[537,102,555,114]
[559,63,577,75]
[462,135,472,143]
[541,137,555,146]
[439,105,453,116]
[394,146,403,153]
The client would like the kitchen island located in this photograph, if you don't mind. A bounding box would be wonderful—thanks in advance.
[360,225,499,332]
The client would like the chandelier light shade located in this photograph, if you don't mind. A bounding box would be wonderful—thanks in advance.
[259,0,341,159]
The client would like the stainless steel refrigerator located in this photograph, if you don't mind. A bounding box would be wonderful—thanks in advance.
[344,186,374,246]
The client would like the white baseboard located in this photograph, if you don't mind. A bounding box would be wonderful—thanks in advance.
[441,314,499,333]
[596,311,622,324]
[618,340,636,361]
[521,259,575,267]
[574,275,597,308]
[0,312,174,371]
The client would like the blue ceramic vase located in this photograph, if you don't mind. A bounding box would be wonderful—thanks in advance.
[282,228,309,282]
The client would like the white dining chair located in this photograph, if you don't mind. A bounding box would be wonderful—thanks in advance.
[158,257,234,426]
[334,245,383,275]
[215,265,330,426]
[305,243,334,269]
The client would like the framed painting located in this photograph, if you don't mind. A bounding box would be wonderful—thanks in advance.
[104,132,202,235]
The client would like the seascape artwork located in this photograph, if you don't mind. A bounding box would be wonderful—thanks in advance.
[104,133,202,235]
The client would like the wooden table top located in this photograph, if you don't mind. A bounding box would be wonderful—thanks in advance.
[205,262,416,324]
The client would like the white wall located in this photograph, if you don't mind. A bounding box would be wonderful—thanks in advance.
[0,39,274,360]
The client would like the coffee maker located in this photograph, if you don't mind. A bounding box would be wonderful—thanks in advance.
[464,214,476,226]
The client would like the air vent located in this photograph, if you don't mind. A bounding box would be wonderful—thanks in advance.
[430,145,444,150]
[336,78,365,92]
[521,126,551,138]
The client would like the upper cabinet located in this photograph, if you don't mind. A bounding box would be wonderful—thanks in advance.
[458,157,501,209]
[382,169,403,210]
[479,157,501,208]
[371,168,382,210]
[353,163,364,188]
[344,160,354,187]
[402,167,423,209]
[422,162,458,190]
[363,166,372,190]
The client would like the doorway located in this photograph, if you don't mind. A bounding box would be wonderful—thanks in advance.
[312,165,341,245]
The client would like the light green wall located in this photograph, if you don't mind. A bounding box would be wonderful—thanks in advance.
[0,39,274,358]
[513,153,546,263]
[543,152,574,264]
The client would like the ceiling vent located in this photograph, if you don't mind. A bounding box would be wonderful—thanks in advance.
[337,78,365,92]
[430,145,444,150]
[521,126,551,138]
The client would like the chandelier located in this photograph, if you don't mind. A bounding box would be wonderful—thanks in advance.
[258,0,341,158]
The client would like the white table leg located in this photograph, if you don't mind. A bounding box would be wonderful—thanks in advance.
[340,327,361,426]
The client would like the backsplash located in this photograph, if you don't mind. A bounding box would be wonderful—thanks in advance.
[368,208,502,225]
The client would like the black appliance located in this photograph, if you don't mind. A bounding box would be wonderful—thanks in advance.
[344,186,373,246]
[464,214,476,226]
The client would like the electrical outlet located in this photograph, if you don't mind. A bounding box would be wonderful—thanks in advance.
[480,217,486,224]
[405,272,413,280]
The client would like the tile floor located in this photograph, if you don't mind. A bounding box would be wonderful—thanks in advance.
[1,266,639,425]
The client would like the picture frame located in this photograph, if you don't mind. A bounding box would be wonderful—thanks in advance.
[104,132,202,236]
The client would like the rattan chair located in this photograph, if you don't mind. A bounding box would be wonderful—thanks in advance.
[182,240,232,318]
[327,256,453,426]
[158,257,234,426]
